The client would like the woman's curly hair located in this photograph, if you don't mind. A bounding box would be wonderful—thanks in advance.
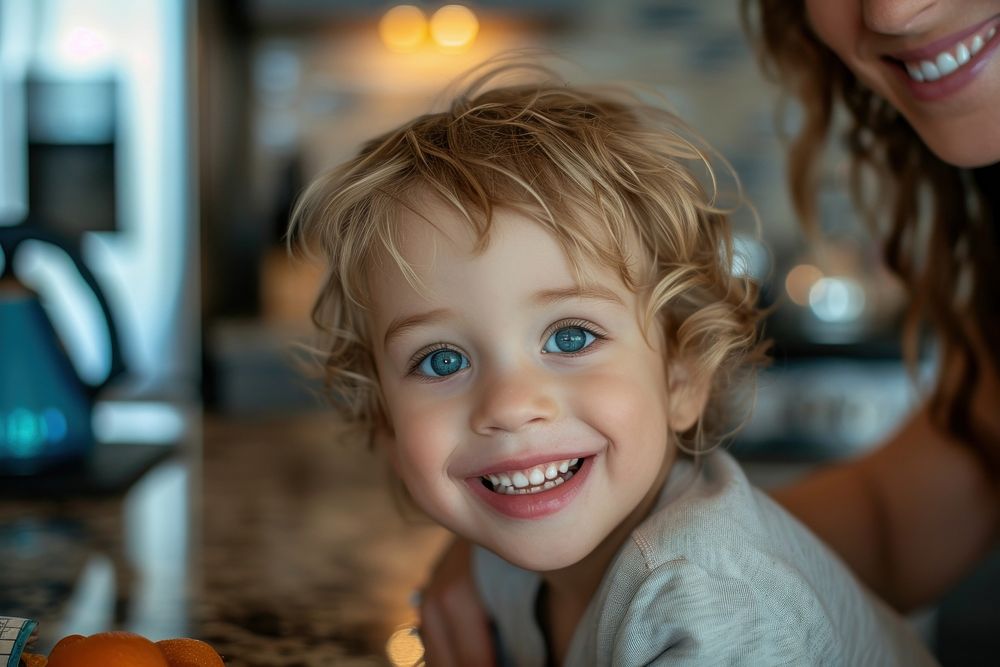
[743,0,1000,449]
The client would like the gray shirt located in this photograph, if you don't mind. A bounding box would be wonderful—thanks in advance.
[473,450,938,666]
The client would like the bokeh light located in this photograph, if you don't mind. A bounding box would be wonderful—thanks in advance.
[785,263,823,306]
[430,4,479,51]
[385,625,424,666]
[808,277,866,323]
[379,5,428,53]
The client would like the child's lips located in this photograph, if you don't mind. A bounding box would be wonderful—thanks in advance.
[464,450,596,479]
[478,457,583,496]
[466,455,594,520]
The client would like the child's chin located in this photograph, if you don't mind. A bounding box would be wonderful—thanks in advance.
[488,539,592,573]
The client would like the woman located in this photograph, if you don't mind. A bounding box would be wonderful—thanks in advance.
[744,0,1000,605]
[419,2,1000,663]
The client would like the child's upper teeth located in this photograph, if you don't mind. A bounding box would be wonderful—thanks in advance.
[903,25,996,82]
[482,458,580,495]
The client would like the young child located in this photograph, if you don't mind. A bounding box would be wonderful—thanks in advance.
[291,64,937,666]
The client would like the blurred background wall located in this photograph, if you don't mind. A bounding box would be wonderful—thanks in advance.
[195,0,915,461]
[0,0,918,463]
[3,2,995,662]
[1,0,197,395]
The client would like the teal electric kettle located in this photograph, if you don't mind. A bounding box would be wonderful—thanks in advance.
[0,223,125,475]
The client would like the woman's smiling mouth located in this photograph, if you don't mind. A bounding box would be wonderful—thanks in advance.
[893,20,999,82]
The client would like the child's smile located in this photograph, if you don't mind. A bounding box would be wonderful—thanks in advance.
[370,197,703,573]
[465,446,593,521]
[476,454,583,496]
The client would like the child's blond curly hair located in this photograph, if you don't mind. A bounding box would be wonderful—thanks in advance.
[290,62,765,453]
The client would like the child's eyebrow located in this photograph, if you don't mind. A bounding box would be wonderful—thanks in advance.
[383,308,452,348]
[533,286,625,307]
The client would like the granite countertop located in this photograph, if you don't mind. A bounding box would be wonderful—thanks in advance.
[0,413,448,666]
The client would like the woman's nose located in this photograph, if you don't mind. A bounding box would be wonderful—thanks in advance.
[862,0,938,35]
[469,365,559,435]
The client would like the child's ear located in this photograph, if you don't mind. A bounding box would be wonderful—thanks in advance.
[666,360,712,432]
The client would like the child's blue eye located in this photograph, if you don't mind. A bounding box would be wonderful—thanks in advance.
[543,326,596,354]
[416,348,470,377]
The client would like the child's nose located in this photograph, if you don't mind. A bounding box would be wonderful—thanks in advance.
[469,365,559,434]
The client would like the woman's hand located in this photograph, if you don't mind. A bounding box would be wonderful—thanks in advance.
[419,537,496,667]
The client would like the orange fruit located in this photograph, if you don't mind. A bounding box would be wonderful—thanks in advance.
[156,638,225,667]
[19,653,48,667]
[48,635,84,654]
[47,631,168,667]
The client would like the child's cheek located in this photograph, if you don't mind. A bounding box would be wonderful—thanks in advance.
[569,363,671,462]
[386,393,463,492]
[574,368,667,426]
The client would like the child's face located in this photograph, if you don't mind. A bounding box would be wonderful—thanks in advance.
[369,199,700,572]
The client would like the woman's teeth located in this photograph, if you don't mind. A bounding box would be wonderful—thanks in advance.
[483,458,581,495]
[904,25,997,82]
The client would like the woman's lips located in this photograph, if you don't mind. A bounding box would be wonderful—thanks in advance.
[890,15,999,62]
[883,16,1000,101]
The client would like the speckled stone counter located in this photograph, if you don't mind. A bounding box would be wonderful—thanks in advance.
[0,413,448,666]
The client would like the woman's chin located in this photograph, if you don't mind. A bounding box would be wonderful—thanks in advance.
[917,123,1000,169]
[931,143,1000,168]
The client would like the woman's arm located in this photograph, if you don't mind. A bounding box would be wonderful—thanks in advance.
[771,403,999,611]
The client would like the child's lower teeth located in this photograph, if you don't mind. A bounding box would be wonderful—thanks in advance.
[504,473,570,495]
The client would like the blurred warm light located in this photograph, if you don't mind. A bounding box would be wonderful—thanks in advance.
[385,625,424,666]
[809,277,866,323]
[319,5,519,95]
[379,5,428,53]
[785,263,823,306]
[430,4,479,52]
